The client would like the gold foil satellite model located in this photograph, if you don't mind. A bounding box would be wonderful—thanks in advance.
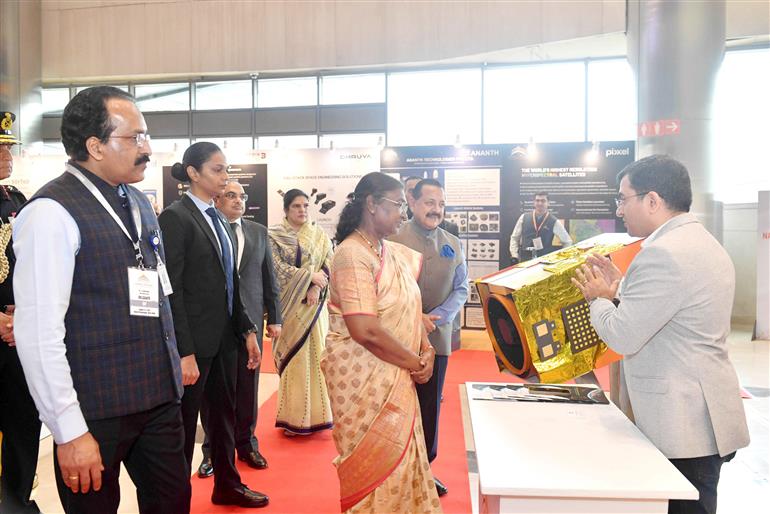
[475,233,642,383]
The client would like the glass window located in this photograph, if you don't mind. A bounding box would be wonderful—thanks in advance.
[484,62,586,143]
[321,74,386,105]
[75,85,128,94]
[257,77,317,108]
[195,80,253,110]
[42,88,70,115]
[714,48,770,203]
[256,135,318,149]
[387,68,482,146]
[135,83,190,112]
[319,133,384,149]
[148,138,190,156]
[587,59,636,141]
[194,137,254,158]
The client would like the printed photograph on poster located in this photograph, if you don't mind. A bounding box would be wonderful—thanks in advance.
[467,211,500,234]
[568,219,617,243]
[142,190,160,215]
[464,306,486,329]
[444,168,500,206]
[467,239,499,261]
[445,211,467,234]
[467,260,500,281]
[266,148,379,239]
[468,282,481,304]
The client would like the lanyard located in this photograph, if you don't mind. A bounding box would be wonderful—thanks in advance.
[66,165,145,268]
[531,210,550,237]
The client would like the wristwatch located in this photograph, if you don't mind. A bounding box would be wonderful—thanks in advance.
[243,325,259,338]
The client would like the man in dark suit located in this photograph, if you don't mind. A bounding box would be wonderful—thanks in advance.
[158,143,267,508]
[0,111,41,514]
[196,180,282,477]
[13,87,190,513]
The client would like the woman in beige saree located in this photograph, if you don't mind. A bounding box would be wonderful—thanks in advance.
[322,173,442,513]
[268,189,334,435]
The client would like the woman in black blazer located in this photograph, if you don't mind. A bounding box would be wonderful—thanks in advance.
[158,142,268,509]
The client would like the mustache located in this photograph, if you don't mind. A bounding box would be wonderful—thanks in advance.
[134,154,151,166]
[426,213,441,218]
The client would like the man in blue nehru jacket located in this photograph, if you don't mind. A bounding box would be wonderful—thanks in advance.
[391,178,468,497]
[13,87,190,514]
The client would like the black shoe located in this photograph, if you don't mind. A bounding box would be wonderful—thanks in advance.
[211,485,269,508]
[434,477,448,497]
[197,457,214,478]
[238,449,268,469]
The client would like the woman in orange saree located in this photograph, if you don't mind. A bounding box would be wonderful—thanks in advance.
[321,172,442,513]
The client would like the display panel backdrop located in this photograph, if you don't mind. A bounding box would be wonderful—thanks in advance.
[163,163,269,225]
[381,142,634,328]
[262,148,379,237]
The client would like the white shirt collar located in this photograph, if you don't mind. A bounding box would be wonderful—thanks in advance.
[185,190,214,215]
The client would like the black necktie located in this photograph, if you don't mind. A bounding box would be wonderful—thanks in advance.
[205,207,234,315]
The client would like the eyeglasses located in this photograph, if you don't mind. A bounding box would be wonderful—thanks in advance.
[615,191,649,207]
[109,133,151,148]
[380,197,408,214]
[224,192,249,202]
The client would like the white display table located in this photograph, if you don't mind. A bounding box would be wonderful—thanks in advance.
[464,382,698,514]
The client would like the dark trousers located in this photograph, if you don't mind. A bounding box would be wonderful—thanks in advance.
[201,345,261,459]
[0,345,41,514]
[668,452,736,514]
[180,331,241,492]
[201,341,262,459]
[415,354,449,463]
[53,401,190,514]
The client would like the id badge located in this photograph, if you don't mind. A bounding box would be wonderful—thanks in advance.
[128,267,160,317]
[156,260,174,296]
[532,237,544,251]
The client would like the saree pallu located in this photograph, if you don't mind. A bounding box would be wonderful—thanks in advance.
[322,239,442,513]
[268,219,333,433]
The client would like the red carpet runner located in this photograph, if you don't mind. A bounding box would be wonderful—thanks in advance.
[190,345,610,513]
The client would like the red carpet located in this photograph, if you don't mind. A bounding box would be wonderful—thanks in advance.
[189,347,611,513]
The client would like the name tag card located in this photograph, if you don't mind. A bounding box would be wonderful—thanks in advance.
[128,267,160,317]
[532,237,544,251]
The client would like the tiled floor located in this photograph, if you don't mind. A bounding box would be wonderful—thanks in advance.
[29,327,769,513]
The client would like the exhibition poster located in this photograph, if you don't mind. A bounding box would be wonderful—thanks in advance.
[162,163,268,225]
[264,148,379,239]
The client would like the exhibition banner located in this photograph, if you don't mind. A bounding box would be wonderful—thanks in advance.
[509,141,634,259]
[162,163,269,225]
[263,148,379,238]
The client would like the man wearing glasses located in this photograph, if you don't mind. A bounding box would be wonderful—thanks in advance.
[194,181,282,477]
[573,155,749,514]
[13,87,190,513]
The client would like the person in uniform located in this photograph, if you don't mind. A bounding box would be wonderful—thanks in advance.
[0,111,41,514]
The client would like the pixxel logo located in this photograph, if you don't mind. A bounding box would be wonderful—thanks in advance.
[605,148,630,158]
